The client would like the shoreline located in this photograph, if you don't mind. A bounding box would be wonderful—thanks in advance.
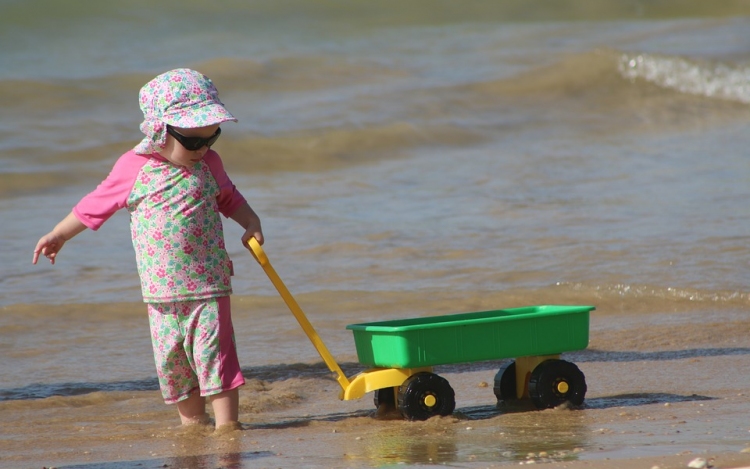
[3,295,749,469]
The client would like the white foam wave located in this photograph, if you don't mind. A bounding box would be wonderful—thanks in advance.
[558,281,750,304]
[618,53,750,104]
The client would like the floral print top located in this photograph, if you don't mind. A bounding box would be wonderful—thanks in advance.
[73,150,247,303]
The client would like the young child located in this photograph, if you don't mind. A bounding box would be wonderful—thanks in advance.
[32,68,263,430]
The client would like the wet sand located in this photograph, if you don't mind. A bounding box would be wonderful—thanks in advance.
[2,291,749,469]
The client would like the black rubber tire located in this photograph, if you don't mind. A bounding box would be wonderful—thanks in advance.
[528,359,586,409]
[397,372,456,421]
[493,361,517,402]
[374,387,397,408]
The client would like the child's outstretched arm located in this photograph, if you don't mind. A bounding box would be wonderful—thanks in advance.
[32,212,88,265]
[229,203,264,249]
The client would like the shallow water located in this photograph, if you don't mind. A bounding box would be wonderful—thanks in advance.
[2,1,750,467]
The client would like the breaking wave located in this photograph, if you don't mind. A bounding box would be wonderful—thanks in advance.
[618,52,750,104]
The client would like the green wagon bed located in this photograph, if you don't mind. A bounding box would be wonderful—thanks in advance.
[346,305,592,368]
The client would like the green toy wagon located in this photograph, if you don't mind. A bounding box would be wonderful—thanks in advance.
[249,239,594,421]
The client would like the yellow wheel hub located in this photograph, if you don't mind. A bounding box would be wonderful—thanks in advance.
[556,381,569,394]
[423,394,437,407]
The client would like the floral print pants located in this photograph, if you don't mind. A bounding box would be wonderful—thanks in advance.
[147,296,244,404]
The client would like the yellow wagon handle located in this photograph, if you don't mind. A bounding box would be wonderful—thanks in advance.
[247,237,351,392]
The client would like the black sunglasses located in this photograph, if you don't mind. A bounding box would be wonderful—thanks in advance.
[166,125,221,151]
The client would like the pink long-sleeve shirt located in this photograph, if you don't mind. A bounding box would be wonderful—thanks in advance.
[73,150,247,303]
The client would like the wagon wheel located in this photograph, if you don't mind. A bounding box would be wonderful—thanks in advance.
[397,372,455,421]
[493,361,517,402]
[374,387,397,409]
[528,359,586,409]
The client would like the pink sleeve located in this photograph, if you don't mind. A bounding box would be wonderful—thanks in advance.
[72,151,147,231]
[203,150,248,218]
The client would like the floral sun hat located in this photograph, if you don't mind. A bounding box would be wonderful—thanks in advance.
[134,68,237,155]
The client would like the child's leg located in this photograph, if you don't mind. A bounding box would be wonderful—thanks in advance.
[176,391,210,425]
[209,388,239,428]
[148,302,205,425]
[190,296,245,428]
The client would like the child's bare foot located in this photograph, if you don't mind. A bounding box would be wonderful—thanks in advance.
[214,421,243,434]
[181,413,212,426]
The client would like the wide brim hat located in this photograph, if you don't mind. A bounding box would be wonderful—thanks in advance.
[134,68,237,155]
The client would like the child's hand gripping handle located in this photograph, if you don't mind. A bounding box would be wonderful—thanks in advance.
[246,238,351,391]
[247,237,269,266]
